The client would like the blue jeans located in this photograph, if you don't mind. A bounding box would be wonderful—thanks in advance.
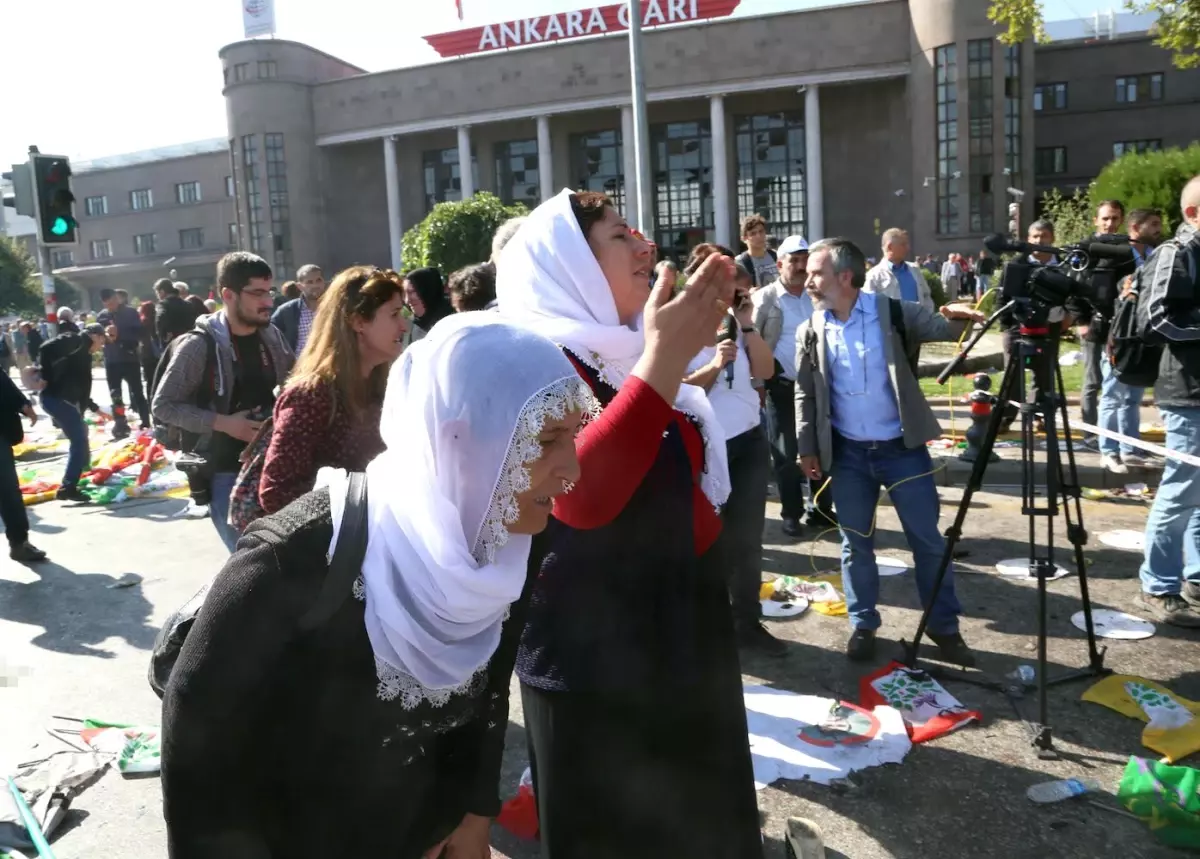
[40,395,90,489]
[1098,359,1144,457]
[209,471,240,553]
[1139,406,1200,595]
[830,434,961,635]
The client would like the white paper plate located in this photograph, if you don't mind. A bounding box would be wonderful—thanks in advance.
[1098,529,1146,551]
[877,556,909,577]
[1071,609,1155,640]
[996,558,1071,581]
[761,597,810,618]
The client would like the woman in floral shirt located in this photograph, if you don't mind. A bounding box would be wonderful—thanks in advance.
[259,267,408,514]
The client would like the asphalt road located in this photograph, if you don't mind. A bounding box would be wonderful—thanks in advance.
[1,413,1194,858]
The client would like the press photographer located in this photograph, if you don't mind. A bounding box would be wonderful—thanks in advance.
[1072,200,1138,451]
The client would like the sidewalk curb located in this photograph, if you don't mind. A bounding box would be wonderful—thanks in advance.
[931,453,1162,491]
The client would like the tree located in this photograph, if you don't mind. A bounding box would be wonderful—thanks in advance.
[1037,187,1095,245]
[989,0,1200,69]
[1092,142,1200,231]
[401,193,528,275]
[0,236,44,316]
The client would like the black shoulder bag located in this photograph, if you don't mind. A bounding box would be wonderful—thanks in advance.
[147,473,370,698]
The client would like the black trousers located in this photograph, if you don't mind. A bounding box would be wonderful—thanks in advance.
[764,373,832,520]
[0,442,30,547]
[719,426,771,625]
[106,361,149,426]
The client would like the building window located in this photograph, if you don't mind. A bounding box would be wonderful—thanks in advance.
[569,129,626,217]
[967,39,994,233]
[179,228,204,249]
[225,175,235,197]
[50,249,74,268]
[1113,139,1162,157]
[176,181,202,204]
[228,223,239,247]
[1035,146,1068,175]
[241,134,263,254]
[934,44,959,235]
[84,195,108,216]
[1033,82,1068,112]
[265,133,292,279]
[1115,73,1164,103]
[493,139,540,208]
[90,239,112,260]
[651,120,713,259]
[234,63,250,82]
[257,60,277,79]
[734,111,806,242]
[133,233,157,255]
[130,188,153,210]
[1004,44,1022,200]
[422,147,479,212]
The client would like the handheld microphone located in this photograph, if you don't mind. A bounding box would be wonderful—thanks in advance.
[716,315,738,388]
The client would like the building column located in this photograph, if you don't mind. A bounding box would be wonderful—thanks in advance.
[709,94,731,248]
[537,115,554,203]
[383,135,403,271]
[457,125,475,199]
[804,84,824,241]
[620,105,638,224]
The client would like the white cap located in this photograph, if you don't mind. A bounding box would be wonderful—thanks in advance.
[778,235,810,256]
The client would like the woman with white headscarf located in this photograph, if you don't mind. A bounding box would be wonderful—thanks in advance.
[160,314,595,859]
[498,190,763,857]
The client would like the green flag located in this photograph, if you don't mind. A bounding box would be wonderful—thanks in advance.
[1118,756,1200,850]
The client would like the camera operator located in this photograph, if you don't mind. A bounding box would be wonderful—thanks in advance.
[1097,208,1163,473]
[1073,200,1136,449]
[1136,176,1200,628]
[997,220,1061,433]
[151,252,293,552]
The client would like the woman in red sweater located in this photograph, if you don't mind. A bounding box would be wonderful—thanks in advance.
[259,266,407,515]
[497,190,763,857]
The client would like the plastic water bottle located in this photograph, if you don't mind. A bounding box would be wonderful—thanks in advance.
[1026,777,1102,804]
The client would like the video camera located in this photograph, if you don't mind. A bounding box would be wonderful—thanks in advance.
[984,233,1135,325]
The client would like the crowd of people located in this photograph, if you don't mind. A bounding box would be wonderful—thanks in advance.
[1,171,1198,856]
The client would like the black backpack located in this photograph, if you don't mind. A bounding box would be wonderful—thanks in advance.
[147,473,369,699]
[1106,272,1162,388]
[149,329,217,451]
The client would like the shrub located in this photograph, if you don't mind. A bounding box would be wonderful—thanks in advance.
[1091,143,1200,234]
[400,193,528,274]
[921,269,946,309]
[1037,187,1094,246]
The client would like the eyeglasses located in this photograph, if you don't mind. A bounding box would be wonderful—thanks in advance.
[242,288,276,300]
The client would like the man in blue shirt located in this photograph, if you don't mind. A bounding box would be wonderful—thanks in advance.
[862,228,935,311]
[96,288,150,439]
[794,238,984,664]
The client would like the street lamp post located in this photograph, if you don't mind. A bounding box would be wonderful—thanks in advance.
[627,1,653,238]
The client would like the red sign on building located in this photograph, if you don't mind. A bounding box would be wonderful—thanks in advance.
[425,0,742,59]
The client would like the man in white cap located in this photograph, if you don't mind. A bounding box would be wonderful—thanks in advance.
[752,235,836,537]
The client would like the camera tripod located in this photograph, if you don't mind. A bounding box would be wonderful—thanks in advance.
[901,300,1111,757]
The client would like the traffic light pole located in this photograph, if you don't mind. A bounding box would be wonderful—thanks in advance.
[38,243,58,336]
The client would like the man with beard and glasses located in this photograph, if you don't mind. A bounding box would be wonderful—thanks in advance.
[270,264,327,355]
[152,252,294,551]
[1098,207,1164,473]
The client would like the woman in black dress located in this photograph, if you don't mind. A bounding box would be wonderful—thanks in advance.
[160,314,595,859]
[496,190,763,858]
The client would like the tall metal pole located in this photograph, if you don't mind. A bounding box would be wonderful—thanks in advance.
[627,1,653,237]
[39,244,58,335]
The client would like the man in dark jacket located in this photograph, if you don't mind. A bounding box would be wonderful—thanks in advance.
[22,322,44,364]
[269,264,325,354]
[155,278,195,346]
[38,324,107,502]
[1136,175,1200,629]
[97,287,150,439]
[0,372,48,561]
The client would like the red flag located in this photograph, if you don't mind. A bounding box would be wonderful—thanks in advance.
[455,0,463,19]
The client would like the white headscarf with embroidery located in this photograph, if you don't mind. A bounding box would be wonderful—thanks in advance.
[321,314,595,707]
[494,188,730,508]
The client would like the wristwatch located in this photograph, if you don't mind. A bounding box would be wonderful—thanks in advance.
[741,326,756,334]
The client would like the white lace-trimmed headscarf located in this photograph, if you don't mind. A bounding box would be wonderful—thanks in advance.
[321,313,596,708]
[495,188,730,508]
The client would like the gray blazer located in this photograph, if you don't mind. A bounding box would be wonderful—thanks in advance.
[794,295,968,472]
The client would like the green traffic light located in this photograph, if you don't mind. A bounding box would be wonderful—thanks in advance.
[51,217,70,236]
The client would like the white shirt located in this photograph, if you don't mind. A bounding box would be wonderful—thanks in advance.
[773,290,814,380]
[688,339,761,441]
